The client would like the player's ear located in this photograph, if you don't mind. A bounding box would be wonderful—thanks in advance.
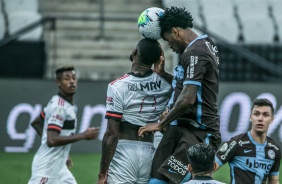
[212,162,217,172]
[171,27,178,36]
[187,164,192,172]
[56,79,61,88]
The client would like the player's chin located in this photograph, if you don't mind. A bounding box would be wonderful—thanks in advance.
[67,90,76,95]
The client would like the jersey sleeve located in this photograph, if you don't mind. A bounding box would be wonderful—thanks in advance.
[215,138,239,167]
[105,84,123,121]
[269,147,281,176]
[47,104,67,133]
[182,52,209,87]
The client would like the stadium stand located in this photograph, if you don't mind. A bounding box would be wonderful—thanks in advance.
[0,0,281,82]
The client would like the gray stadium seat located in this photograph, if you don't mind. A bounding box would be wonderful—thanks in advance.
[200,0,235,19]
[234,0,269,19]
[242,17,275,44]
[205,17,239,43]
[234,0,275,43]
[8,12,43,41]
[200,0,239,43]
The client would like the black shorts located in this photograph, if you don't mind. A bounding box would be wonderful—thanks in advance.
[151,125,221,184]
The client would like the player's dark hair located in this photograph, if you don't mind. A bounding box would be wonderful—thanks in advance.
[187,143,215,174]
[251,98,274,115]
[55,65,75,80]
[137,38,161,66]
[159,6,193,38]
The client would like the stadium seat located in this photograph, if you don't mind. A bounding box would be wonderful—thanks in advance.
[233,0,275,44]
[241,17,275,44]
[200,0,235,19]
[4,0,38,14]
[200,0,239,43]
[233,0,269,19]
[205,17,239,43]
[8,12,43,41]
[0,13,5,39]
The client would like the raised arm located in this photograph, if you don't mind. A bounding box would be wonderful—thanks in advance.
[154,52,173,84]
[138,84,197,135]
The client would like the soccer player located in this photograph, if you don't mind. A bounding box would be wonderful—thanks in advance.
[97,38,172,184]
[184,143,225,184]
[215,98,281,183]
[138,6,221,184]
[28,66,100,184]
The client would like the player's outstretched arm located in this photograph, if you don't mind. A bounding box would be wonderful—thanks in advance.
[47,127,99,147]
[98,119,120,184]
[31,114,44,137]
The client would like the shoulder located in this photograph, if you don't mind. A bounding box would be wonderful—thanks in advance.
[109,74,131,86]
[152,72,172,87]
[267,137,281,152]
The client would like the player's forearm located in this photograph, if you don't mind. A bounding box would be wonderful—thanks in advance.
[160,86,196,127]
[99,132,119,176]
[47,131,85,147]
[160,71,173,84]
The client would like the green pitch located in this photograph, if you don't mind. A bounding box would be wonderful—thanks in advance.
[0,152,280,183]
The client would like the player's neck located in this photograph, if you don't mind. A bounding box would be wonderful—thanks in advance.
[250,130,267,144]
[131,62,152,75]
[59,91,74,103]
[192,171,213,178]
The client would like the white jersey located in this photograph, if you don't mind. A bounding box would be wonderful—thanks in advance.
[105,71,172,126]
[31,93,77,177]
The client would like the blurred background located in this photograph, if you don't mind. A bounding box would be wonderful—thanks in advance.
[0,0,282,183]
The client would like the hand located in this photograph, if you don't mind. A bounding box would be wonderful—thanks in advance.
[138,123,162,137]
[160,108,169,121]
[82,127,100,140]
[97,173,107,184]
[154,47,165,75]
[66,155,73,169]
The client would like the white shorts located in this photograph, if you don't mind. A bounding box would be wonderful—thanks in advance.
[107,139,155,184]
[28,168,77,184]
[153,131,163,149]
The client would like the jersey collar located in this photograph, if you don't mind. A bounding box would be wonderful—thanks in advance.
[128,69,153,78]
[187,34,208,48]
[193,175,214,180]
[58,92,73,105]
[247,131,267,146]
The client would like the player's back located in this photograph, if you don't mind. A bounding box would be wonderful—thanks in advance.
[107,71,172,126]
